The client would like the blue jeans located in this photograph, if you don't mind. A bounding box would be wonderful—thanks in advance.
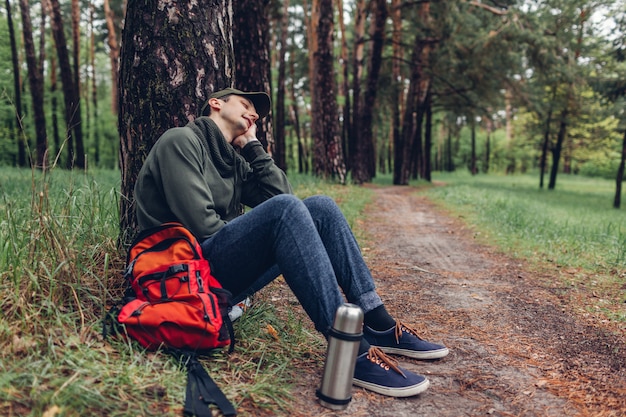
[200,194,383,335]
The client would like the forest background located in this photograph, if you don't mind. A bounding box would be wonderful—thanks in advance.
[1,1,626,415]
[1,0,625,218]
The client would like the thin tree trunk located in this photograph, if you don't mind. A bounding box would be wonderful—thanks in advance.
[423,89,433,181]
[6,0,27,167]
[470,117,477,175]
[233,0,273,149]
[103,0,120,115]
[273,0,290,171]
[89,0,100,165]
[348,0,366,175]
[304,0,316,114]
[390,0,402,180]
[352,0,386,184]
[289,45,305,174]
[49,0,84,169]
[539,88,556,189]
[19,0,48,169]
[49,48,61,160]
[311,0,345,182]
[394,2,431,185]
[614,130,626,209]
[483,115,493,174]
[336,0,350,169]
[548,106,568,190]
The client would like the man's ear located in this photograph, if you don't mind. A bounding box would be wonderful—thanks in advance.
[207,97,222,112]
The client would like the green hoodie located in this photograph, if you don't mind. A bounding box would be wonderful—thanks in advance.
[134,117,292,240]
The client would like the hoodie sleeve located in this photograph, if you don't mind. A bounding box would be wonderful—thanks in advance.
[239,141,293,207]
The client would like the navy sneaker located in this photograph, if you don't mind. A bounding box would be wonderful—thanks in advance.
[353,347,430,397]
[364,321,449,360]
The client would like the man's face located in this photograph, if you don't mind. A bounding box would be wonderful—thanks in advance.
[218,95,259,136]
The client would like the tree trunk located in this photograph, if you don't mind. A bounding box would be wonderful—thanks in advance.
[118,0,234,246]
[233,0,273,149]
[539,91,555,189]
[548,106,568,190]
[19,0,47,169]
[49,48,61,160]
[103,0,121,115]
[483,115,493,174]
[394,2,431,185]
[614,130,626,209]
[347,0,366,176]
[409,102,424,180]
[6,0,27,167]
[470,117,477,175]
[394,44,424,185]
[352,0,386,184]
[311,0,346,182]
[71,0,80,111]
[273,0,290,171]
[423,89,433,181]
[390,0,403,184]
[49,0,84,169]
[336,0,350,170]
[288,48,306,174]
[89,1,100,165]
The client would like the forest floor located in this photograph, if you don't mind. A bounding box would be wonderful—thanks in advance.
[273,185,626,417]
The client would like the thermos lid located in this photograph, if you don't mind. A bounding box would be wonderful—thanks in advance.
[332,303,364,335]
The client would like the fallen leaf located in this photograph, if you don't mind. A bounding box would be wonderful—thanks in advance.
[42,405,61,417]
[266,324,280,341]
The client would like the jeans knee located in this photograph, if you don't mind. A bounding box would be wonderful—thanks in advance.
[303,194,336,211]
[266,194,309,220]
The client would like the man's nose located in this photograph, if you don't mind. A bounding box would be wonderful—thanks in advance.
[250,111,259,122]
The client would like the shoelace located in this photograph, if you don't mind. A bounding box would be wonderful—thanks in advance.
[395,321,425,344]
[366,346,406,377]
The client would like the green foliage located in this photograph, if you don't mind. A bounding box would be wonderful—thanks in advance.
[0,168,371,416]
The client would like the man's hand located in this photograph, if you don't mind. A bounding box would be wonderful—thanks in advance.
[232,123,259,149]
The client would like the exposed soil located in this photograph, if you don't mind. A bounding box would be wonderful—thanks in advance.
[283,185,626,417]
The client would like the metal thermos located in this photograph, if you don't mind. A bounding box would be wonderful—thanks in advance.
[316,303,364,410]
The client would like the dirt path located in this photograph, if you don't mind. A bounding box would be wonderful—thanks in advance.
[288,186,626,417]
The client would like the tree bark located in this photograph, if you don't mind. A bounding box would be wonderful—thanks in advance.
[614,130,626,209]
[390,0,403,181]
[89,1,100,165]
[19,0,47,169]
[311,0,346,182]
[273,0,290,171]
[6,0,27,167]
[103,0,121,115]
[548,106,568,190]
[394,2,431,185]
[233,0,273,149]
[352,0,387,184]
[289,46,306,174]
[539,87,557,189]
[49,0,84,169]
[336,0,350,170]
[348,0,366,176]
[423,89,433,181]
[470,117,477,175]
[118,0,234,246]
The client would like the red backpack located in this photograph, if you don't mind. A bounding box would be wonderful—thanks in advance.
[111,222,237,416]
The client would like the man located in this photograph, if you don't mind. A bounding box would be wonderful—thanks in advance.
[134,87,449,398]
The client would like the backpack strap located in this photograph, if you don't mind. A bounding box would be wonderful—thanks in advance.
[181,354,237,417]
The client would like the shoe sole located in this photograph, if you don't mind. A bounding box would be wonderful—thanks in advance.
[377,346,450,360]
[353,376,430,397]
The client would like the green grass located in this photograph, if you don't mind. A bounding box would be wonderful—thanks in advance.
[0,167,372,416]
[426,171,626,319]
